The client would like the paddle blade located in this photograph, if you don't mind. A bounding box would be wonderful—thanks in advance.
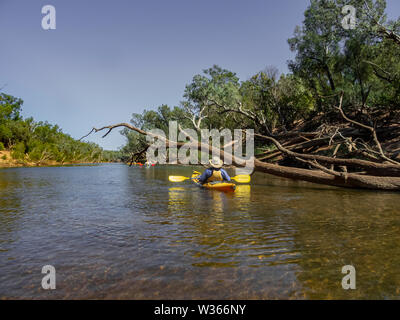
[169,176,190,183]
[232,175,251,184]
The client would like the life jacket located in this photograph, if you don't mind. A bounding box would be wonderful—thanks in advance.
[206,169,223,183]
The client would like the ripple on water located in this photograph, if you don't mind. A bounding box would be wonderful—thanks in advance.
[1,165,400,299]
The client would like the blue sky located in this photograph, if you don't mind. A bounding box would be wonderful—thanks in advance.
[0,0,399,150]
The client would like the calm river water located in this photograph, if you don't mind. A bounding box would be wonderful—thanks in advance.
[0,164,400,299]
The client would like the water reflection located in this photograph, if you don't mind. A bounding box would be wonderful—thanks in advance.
[287,190,400,299]
[0,170,24,251]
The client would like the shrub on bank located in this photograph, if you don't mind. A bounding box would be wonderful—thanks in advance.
[11,141,26,160]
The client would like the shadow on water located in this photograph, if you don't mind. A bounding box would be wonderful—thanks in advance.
[0,164,400,299]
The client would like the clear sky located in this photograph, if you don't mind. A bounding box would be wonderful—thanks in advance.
[0,0,399,150]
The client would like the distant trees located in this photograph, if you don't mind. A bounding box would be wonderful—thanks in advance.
[0,92,115,165]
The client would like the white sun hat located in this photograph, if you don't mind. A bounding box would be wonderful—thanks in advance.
[209,156,223,169]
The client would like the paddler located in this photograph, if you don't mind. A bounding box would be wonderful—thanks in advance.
[198,156,231,185]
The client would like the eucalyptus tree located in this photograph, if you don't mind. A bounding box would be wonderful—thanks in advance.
[182,65,241,132]
[120,104,192,162]
[288,0,399,112]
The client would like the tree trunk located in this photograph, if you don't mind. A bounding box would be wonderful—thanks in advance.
[81,123,400,191]
[254,159,400,190]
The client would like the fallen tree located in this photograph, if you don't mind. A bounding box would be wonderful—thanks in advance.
[82,103,400,191]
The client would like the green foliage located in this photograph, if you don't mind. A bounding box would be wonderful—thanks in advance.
[288,0,400,113]
[102,150,122,162]
[117,1,398,158]
[0,93,22,121]
[179,65,315,134]
[273,74,315,128]
[120,104,187,158]
[180,65,242,131]
[11,141,26,160]
[0,92,117,164]
[120,64,317,158]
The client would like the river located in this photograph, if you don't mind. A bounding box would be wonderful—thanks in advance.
[0,164,399,299]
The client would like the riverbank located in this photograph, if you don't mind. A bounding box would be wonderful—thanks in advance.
[0,150,113,168]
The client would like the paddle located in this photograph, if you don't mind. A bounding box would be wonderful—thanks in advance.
[169,174,251,184]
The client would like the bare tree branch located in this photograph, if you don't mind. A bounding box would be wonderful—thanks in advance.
[83,122,400,190]
[336,93,400,165]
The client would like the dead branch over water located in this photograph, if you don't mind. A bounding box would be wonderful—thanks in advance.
[83,95,400,191]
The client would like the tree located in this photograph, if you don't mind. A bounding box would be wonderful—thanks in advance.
[287,0,400,113]
[0,92,113,164]
[182,65,241,132]
[95,1,400,191]
[0,93,24,147]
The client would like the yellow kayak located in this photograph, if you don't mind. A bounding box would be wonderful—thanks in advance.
[191,171,236,192]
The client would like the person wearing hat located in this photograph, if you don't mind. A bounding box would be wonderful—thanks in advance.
[197,156,231,185]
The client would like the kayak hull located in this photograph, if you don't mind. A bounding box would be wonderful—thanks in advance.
[191,172,236,192]
[203,182,236,192]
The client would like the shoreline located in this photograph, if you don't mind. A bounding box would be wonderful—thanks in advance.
[0,150,119,169]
